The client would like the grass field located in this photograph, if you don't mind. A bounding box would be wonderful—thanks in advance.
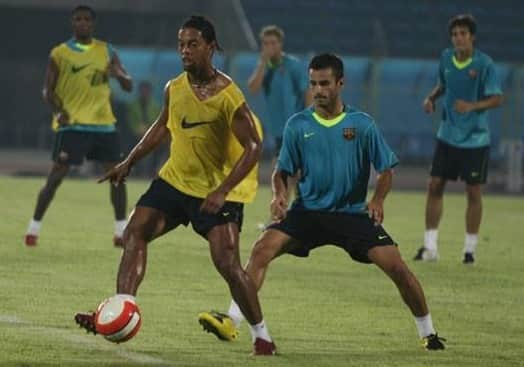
[1,176,523,366]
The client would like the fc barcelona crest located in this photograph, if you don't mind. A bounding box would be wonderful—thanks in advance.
[343,128,356,140]
[468,69,478,79]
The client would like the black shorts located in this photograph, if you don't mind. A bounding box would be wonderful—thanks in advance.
[52,130,122,165]
[430,140,489,184]
[136,178,244,238]
[267,209,396,263]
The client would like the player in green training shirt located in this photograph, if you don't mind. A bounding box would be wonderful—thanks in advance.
[414,14,503,264]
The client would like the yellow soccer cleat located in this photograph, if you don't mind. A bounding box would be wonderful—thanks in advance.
[198,311,239,341]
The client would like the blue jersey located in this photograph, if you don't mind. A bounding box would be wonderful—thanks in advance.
[437,48,502,148]
[263,54,308,138]
[277,106,399,214]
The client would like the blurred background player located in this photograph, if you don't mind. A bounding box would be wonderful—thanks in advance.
[414,14,503,264]
[125,80,164,177]
[248,25,311,158]
[201,53,445,351]
[75,15,276,356]
[24,5,133,247]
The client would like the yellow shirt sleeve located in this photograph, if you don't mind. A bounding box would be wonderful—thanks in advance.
[49,45,62,65]
[222,82,246,126]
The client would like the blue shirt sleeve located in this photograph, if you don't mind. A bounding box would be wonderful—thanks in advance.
[365,122,399,172]
[438,54,446,88]
[481,61,502,97]
[276,120,301,175]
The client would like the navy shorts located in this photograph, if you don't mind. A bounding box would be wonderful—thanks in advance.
[268,209,396,263]
[52,130,122,165]
[136,178,244,238]
[430,139,489,185]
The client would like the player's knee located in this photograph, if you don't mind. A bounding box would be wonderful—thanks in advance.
[428,179,445,197]
[466,185,482,204]
[215,258,242,283]
[387,262,412,284]
[249,240,273,269]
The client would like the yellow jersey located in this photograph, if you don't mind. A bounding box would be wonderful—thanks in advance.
[158,73,263,203]
[50,38,116,130]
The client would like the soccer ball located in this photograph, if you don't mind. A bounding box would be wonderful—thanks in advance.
[95,296,141,343]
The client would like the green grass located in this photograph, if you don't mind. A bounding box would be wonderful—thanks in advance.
[1,176,523,366]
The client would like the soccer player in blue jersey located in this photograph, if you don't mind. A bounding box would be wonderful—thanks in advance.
[200,53,445,351]
[414,14,503,264]
[248,25,312,156]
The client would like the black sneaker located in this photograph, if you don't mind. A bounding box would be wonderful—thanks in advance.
[413,247,425,260]
[422,333,446,350]
[74,312,97,335]
[463,252,475,264]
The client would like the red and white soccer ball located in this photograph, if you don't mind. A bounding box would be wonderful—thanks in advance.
[95,296,141,343]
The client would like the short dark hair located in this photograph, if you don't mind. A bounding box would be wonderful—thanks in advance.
[181,15,223,51]
[259,25,284,42]
[309,53,344,80]
[448,14,476,35]
[72,5,96,19]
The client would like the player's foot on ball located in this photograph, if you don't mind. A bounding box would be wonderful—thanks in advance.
[74,312,97,335]
[413,247,439,261]
[463,252,475,264]
[198,311,239,341]
[252,337,277,356]
[24,234,38,247]
[113,236,124,248]
[422,333,446,350]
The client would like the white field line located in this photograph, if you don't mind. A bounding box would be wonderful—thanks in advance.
[0,315,172,365]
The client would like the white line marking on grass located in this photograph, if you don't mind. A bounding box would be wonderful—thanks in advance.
[1,314,172,365]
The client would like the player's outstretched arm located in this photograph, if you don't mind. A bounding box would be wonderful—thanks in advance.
[98,83,170,185]
[108,51,133,92]
[367,169,393,225]
[200,103,262,213]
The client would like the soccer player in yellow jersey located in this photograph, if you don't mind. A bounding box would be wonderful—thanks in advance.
[24,5,133,247]
[75,16,276,355]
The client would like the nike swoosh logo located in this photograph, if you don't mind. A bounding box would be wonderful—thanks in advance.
[71,64,91,73]
[304,132,315,139]
[378,235,388,240]
[181,117,213,129]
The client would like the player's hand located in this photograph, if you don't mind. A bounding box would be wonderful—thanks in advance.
[260,46,271,64]
[367,197,384,225]
[270,194,287,221]
[56,110,70,126]
[98,160,131,186]
[200,190,227,214]
[423,98,435,114]
[454,99,475,113]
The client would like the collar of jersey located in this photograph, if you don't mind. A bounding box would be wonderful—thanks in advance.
[67,38,94,52]
[452,54,473,69]
[312,110,346,127]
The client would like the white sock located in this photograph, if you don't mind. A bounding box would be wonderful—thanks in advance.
[116,293,136,303]
[249,320,272,343]
[114,220,127,238]
[227,300,245,327]
[424,229,438,252]
[27,219,42,236]
[463,233,478,254]
[415,313,435,338]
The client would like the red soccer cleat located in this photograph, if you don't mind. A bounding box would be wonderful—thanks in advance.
[252,338,277,356]
[113,236,124,248]
[25,234,38,247]
[74,312,97,335]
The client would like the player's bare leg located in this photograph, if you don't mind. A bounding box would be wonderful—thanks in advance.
[415,177,446,260]
[203,223,276,354]
[102,162,128,247]
[75,206,172,333]
[25,162,69,246]
[463,184,482,263]
[369,245,445,350]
